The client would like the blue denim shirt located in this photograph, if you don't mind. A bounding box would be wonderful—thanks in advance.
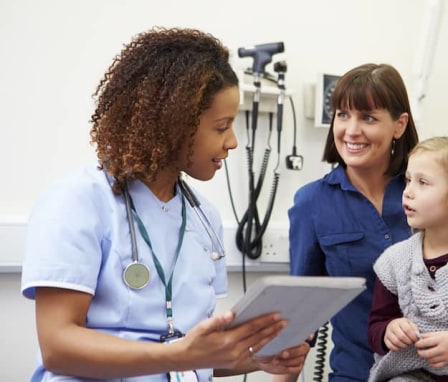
[288,165,411,382]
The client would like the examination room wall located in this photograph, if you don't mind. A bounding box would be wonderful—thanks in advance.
[1,0,447,380]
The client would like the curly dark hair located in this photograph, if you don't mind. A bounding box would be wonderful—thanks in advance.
[90,27,238,194]
[322,63,419,176]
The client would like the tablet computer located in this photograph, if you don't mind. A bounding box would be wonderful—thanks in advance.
[226,275,366,356]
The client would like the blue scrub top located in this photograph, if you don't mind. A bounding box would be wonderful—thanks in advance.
[288,165,410,382]
[21,164,227,382]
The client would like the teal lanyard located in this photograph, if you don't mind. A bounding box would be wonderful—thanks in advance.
[128,192,187,334]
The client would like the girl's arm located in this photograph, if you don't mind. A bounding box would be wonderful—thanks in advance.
[368,277,402,354]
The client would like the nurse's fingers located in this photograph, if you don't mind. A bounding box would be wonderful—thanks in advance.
[195,310,284,338]
[228,312,285,340]
[188,311,285,354]
[186,310,235,338]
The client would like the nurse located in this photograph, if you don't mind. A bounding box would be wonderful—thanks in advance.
[21,27,310,382]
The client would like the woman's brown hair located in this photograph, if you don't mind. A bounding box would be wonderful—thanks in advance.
[322,63,419,175]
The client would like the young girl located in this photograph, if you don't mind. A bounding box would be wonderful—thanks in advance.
[368,136,448,381]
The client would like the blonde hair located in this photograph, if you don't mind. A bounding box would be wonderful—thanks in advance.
[409,136,448,175]
[408,136,448,235]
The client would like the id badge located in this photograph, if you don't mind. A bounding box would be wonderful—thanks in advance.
[160,330,183,343]
[168,370,199,382]
[160,331,199,382]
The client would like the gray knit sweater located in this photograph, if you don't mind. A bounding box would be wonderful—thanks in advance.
[368,232,448,381]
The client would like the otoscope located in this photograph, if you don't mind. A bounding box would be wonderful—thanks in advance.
[235,42,285,260]
[238,42,285,76]
[238,42,284,136]
[274,60,287,164]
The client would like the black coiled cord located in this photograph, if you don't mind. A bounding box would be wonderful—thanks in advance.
[313,322,329,382]
[235,113,280,259]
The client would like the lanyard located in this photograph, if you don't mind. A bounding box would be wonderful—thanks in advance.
[128,192,186,334]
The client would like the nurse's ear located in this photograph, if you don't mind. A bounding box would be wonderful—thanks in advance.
[393,112,408,139]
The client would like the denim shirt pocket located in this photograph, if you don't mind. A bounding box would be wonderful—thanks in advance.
[319,232,364,276]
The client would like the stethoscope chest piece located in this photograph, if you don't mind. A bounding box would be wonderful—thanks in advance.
[123,261,151,290]
[210,251,220,261]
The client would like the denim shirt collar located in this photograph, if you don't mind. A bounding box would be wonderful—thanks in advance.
[324,164,405,192]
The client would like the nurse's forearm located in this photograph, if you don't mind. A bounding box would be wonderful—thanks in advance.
[36,287,190,378]
[41,328,186,378]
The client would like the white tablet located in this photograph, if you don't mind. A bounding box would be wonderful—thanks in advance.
[227,275,366,356]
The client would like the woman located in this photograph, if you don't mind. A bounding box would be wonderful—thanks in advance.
[21,27,309,382]
[274,63,419,382]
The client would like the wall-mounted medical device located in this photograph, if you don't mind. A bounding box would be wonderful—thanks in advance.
[236,42,287,113]
[314,73,340,128]
[228,42,287,272]
[238,42,284,75]
[303,72,340,128]
[237,71,286,113]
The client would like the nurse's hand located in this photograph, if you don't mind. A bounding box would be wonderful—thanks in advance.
[182,310,286,373]
[254,342,310,375]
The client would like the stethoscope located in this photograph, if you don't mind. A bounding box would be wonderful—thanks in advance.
[122,175,226,290]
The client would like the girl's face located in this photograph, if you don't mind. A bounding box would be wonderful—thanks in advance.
[333,108,407,173]
[403,151,448,231]
[180,86,239,181]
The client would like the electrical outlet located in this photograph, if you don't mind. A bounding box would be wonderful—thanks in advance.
[223,222,290,268]
[286,154,303,170]
[259,226,289,263]
[223,223,260,269]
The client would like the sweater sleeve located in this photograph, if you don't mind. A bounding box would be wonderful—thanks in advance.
[368,277,402,355]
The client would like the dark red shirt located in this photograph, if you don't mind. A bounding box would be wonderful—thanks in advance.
[368,253,448,381]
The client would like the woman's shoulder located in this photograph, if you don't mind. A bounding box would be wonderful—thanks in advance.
[293,168,341,203]
[49,163,110,191]
[33,163,115,215]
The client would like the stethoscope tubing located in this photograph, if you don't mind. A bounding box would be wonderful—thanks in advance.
[178,177,226,259]
[124,177,225,270]
[124,182,140,263]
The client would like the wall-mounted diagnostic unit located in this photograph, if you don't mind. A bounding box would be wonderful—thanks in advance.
[314,73,340,128]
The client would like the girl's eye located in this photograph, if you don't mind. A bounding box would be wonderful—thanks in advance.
[336,111,347,118]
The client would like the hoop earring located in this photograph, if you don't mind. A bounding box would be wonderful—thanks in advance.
[391,139,396,156]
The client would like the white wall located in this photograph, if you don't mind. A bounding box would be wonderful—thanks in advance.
[1,0,447,380]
